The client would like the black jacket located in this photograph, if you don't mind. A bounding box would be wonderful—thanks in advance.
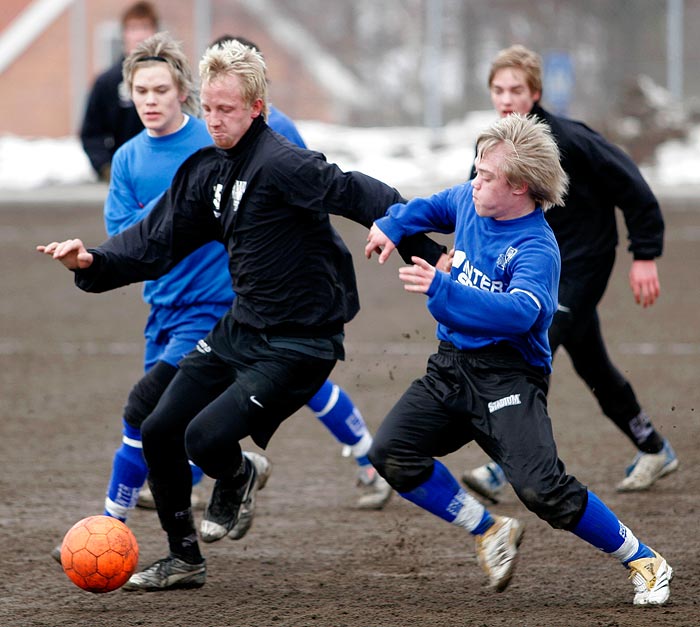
[472,104,664,271]
[79,59,144,175]
[75,117,444,337]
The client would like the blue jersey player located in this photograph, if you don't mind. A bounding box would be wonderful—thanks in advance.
[462,44,677,502]
[364,113,672,606]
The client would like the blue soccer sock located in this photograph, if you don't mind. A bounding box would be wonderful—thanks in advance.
[190,461,204,486]
[308,380,373,467]
[104,420,148,521]
[400,460,494,534]
[571,490,654,565]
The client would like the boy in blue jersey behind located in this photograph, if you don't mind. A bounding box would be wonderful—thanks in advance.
[51,31,391,562]
[364,114,672,606]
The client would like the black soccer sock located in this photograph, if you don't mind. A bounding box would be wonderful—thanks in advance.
[168,530,204,564]
[626,410,664,453]
[164,508,204,564]
[220,455,250,490]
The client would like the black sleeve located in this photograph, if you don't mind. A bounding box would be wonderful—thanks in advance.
[580,128,664,259]
[74,159,219,293]
[73,199,180,293]
[275,153,446,264]
[396,231,446,266]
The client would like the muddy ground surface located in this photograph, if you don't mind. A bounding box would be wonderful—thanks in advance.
[1,198,698,626]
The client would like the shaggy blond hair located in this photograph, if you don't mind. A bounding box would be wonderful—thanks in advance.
[123,31,199,116]
[488,44,543,97]
[476,113,568,210]
[199,39,269,118]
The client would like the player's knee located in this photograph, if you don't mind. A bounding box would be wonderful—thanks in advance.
[513,482,587,530]
[183,422,212,469]
[368,440,422,492]
[123,361,178,429]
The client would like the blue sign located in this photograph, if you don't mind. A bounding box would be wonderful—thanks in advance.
[543,51,574,116]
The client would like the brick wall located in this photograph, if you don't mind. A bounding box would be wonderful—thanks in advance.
[0,0,332,138]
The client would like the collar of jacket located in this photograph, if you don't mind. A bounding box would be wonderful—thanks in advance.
[530,102,549,120]
[218,115,267,159]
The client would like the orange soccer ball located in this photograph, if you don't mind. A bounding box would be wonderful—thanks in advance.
[60,515,139,593]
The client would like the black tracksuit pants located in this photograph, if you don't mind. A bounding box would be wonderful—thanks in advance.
[369,342,588,530]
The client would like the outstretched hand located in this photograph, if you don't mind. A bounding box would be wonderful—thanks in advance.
[36,239,94,270]
[629,259,660,308]
[398,256,436,294]
[365,223,396,264]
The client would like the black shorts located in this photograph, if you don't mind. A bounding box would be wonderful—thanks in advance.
[176,317,338,451]
[371,341,587,529]
[142,314,337,485]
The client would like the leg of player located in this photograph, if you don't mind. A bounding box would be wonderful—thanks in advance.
[400,459,523,592]
[137,460,208,510]
[50,362,178,564]
[562,313,679,491]
[371,360,673,605]
[571,491,672,605]
[307,379,392,510]
[105,420,149,520]
[380,447,672,604]
[461,460,508,503]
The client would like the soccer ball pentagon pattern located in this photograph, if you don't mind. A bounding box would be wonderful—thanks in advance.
[60,515,139,593]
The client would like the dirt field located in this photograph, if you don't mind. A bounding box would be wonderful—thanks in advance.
[1,195,698,627]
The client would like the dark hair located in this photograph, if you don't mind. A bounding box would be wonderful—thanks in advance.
[210,34,262,57]
[121,1,160,29]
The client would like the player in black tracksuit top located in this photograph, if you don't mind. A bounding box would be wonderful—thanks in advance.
[39,43,446,587]
[462,45,677,501]
[80,59,144,180]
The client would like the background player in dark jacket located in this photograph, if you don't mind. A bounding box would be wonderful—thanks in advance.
[365,113,672,606]
[38,39,447,592]
[80,1,159,181]
[462,45,677,501]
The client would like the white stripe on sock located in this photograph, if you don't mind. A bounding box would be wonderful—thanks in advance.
[122,434,142,448]
[451,489,487,533]
[351,431,373,458]
[314,384,340,418]
[104,497,131,521]
[611,524,640,562]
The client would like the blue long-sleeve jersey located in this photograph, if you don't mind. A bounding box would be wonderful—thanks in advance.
[105,116,233,308]
[376,181,560,372]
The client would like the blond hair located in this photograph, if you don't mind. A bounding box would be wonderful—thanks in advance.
[199,39,269,118]
[122,31,199,116]
[476,114,568,211]
[488,44,543,97]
